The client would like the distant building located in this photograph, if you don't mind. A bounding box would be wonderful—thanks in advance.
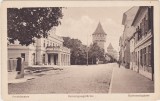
[131,6,154,80]
[129,34,136,70]
[107,43,114,56]
[107,43,119,61]
[8,28,71,67]
[119,36,123,63]
[92,22,107,50]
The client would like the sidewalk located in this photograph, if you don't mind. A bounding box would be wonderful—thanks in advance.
[110,66,154,93]
[8,75,37,84]
[8,66,63,84]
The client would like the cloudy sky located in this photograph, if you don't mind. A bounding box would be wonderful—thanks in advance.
[55,7,132,51]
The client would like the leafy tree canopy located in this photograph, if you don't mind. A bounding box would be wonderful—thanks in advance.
[88,43,105,63]
[63,37,87,65]
[8,7,63,46]
[63,37,106,65]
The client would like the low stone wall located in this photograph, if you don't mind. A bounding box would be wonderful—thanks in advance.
[8,59,17,71]
[8,58,25,80]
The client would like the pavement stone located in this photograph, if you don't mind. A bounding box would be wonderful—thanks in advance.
[110,65,154,93]
[8,64,114,94]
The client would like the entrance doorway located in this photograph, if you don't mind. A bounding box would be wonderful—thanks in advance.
[54,54,58,65]
[47,54,58,65]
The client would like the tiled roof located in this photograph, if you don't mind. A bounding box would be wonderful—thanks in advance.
[93,22,107,35]
[107,43,114,49]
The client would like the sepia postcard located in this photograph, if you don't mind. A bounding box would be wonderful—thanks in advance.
[1,0,160,101]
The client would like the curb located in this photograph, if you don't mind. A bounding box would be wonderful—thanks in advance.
[108,67,115,93]
[8,76,36,84]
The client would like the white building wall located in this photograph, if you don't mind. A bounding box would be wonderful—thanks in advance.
[8,47,30,67]
[8,29,71,67]
[130,38,135,70]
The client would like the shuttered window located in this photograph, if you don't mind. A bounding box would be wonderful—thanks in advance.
[144,48,146,66]
[146,47,148,66]
[21,53,25,61]
[148,45,151,66]
[140,49,143,66]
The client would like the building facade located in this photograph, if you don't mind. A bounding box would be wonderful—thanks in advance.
[121,7,139,68]
[131,6,154,80]
[8,30,71,67]
[129,35,136,70]
[107,43,119,61]
[119,36,124,64]
[92,22,107,50]
[120,6,154,80]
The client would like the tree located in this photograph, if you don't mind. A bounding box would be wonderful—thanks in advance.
[63,37,106,65]
[88,43,105,64]
[63,37,87,65]
[105,53,117,63]
[8,7,63,46]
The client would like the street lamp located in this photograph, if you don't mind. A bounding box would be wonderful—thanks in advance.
[87,47,88,66]
[86,33,89,66]
[86,32,92,66]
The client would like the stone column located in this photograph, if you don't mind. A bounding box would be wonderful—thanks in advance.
[45,53,48,65]
[63,54,64,66]
[63,54,65,66]
[66,54,68,66]
[61,54,63,66]
[68,55,69,65]
[66,55,67,66]
[62,54,64,66]
[58,52,61,66]
[69,54,70,65]
[66,55,68,65]
[63,54,66,66]
[52,54,55,65]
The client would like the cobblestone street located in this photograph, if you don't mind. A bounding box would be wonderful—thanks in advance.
[9,63,115,94]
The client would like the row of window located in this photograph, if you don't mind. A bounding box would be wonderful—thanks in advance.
[93,34,106,37]
[43,40,61,48]
[94,37,105,40]
[134,45,152,67]
[136,8,152,41]
[140,45,151,66]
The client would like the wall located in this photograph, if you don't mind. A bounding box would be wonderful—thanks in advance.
[8,48,30,67]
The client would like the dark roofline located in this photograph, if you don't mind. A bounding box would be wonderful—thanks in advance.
[131,6,149,26]
[122,13,127,25]
[107,43,114,49]
[92,22,107,35]
[122,7,137,25]
[131,7,141,26]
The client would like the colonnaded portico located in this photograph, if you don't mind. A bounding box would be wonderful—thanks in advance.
[46,46,70,66]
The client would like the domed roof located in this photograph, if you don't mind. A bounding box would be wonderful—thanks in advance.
[93,22,107,35]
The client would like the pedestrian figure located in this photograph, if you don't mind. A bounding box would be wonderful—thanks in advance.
[96,58,99,65]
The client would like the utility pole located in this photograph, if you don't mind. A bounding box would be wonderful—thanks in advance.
[87,33,88,66]
[87,48,88,66]
[150,6,154,81]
